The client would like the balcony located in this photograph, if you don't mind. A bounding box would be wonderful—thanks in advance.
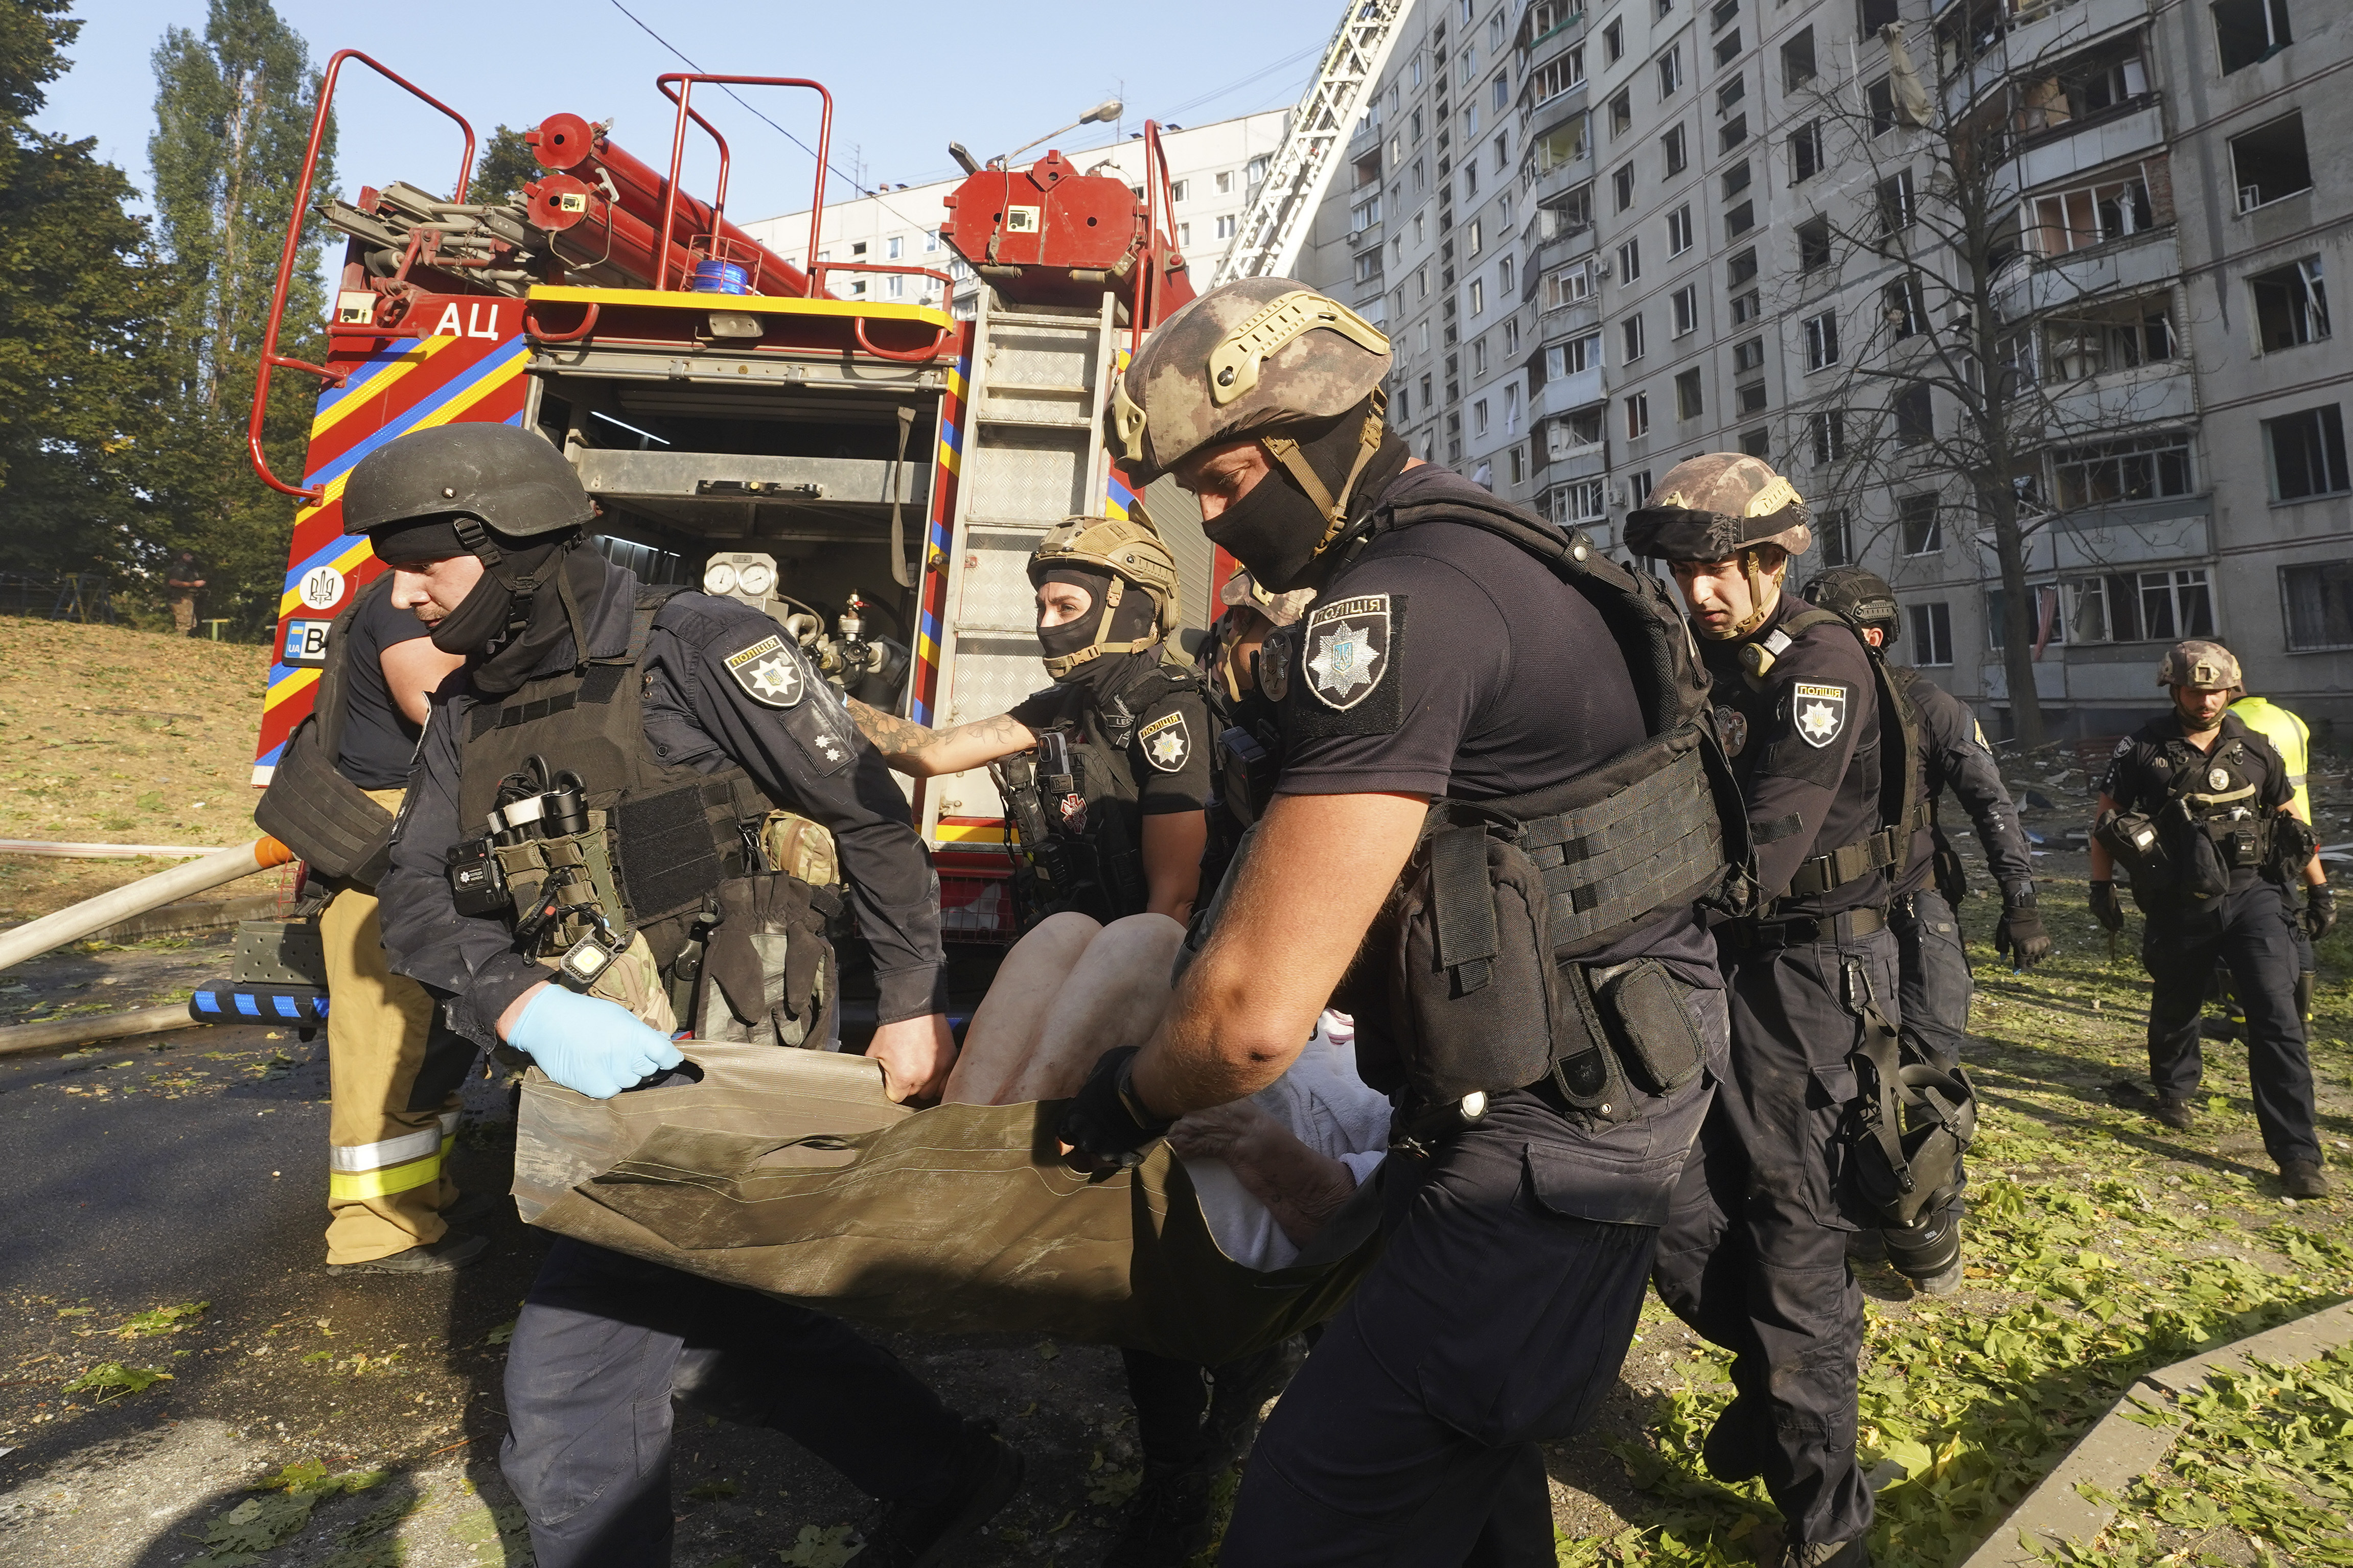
[1522,219,1597,284]
[2009,100,2165,193]
[1999,227,2179,321]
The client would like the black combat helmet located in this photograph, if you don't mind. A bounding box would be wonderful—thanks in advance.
[1804,566,1901,645]
[341,424,595,546]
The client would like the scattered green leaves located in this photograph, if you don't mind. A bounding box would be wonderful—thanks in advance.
[114,1300,207,1337]
[775,1523,860,1566]
[62,1361,171,1400]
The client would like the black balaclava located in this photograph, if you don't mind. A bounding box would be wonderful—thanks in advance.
[1203,397,1410,594]
[374,514,601,698]
[1035,564,1158,682]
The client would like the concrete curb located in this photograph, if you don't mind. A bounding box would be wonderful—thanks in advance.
[1958,1298,2353,1566]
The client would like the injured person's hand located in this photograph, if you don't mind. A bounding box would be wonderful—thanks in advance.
[1170,1102,1360,1249]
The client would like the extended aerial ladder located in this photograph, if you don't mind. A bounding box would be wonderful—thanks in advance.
[1211,0,1406,284]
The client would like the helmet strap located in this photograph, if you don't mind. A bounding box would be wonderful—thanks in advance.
[1729,548,1784,640]
[1261,389,1391,558]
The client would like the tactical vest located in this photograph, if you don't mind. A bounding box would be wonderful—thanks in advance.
[992,654,1195,928]
[2105,719,2289,903]
[1197,473,1743,1112]
[1737,607,1928,910]
[255,574,403,884]
[457,587,775,970]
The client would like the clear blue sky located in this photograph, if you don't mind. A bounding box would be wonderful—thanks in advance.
[36,0,1336,227]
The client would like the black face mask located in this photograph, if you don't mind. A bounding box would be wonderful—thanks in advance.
[1202,401,1409,594]
[428,531,599,698]
[1034,565,1157,680]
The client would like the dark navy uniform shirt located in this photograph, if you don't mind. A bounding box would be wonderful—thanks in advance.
[1889,667,2034,900]
[1266,462,1719,981]
[380,566,948,1044]
[1702,593,1886,918]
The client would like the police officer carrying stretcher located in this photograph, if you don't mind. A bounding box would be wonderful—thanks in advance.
[1058,276,1736,1565]
[352,424,1024,1566]
[1633,458,1973,1568]
[2090,640,2333,1199]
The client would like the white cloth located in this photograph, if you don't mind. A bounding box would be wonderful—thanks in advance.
[1178,1011,1393,1272]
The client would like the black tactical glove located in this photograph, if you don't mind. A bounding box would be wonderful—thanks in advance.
[1057,1046,1175,1170]
[1995,884,2053,969]
[2304,884,2337,941]
[2089,879,2126,934]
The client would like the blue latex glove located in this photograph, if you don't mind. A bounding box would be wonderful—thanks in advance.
[506,986,684,1099]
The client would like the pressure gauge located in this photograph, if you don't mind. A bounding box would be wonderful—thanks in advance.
[702,561,740,596]
[735,560,776,598]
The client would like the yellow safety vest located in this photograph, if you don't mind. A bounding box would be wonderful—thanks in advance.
[2229,694,2310,822]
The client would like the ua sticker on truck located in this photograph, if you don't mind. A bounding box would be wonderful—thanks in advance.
[1792,681,1848,748]
[724,635,806,709]
[1138,710,1192,773]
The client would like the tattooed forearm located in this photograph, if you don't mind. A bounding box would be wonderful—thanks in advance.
[847,697,937,757]
[845,698,1037,777]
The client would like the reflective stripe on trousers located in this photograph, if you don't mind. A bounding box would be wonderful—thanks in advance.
[329,1110,461,1202]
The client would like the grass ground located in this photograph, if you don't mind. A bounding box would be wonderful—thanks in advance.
[1572,783,2353,1566]
[0,617,285,923]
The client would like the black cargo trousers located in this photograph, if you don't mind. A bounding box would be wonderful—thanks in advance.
[2146,879,2321,1167]
[1220,992,1727,1568]
[1652,921,1899,1554]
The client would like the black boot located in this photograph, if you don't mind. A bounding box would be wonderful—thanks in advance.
[853,1420,1025,1568]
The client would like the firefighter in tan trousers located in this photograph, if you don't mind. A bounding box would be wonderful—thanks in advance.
[264,571,483,1272]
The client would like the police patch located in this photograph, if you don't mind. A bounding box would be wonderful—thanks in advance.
[1792,681,1848,749]
[723,635,806,709]
[1257,625,1294,703]
[1714,704,1748,758]
[1302,595,1391,712]
[1137,710,1192,773]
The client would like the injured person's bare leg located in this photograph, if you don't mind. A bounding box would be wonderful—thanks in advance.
[999,913,1186,1104]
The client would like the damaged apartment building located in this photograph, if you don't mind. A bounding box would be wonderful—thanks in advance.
[1302,0,2352,735]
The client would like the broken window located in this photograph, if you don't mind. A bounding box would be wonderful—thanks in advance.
[1798,216,1832,272]
[1868,78,1898,136]
[1899,493,1942,554]
[1734,337,1764,373]
[1539,182,1594,238]
[1895,383,1933,446]
[1878,169,1916,234]
[2213,0,2292,74]
[2280,558,2353,651]
[2265,404,2349,500]
[1728,247,1758,288]
[2231,113,2312,211]
[1791,119,1825,183]
[2050,432,2195,507]
[2251,258,2329,350]
[2041,293,2177,378]
[1810,411,1846,465]
[1908,601,1953,665]
[1664,123,1689,175]
[1676,368,1705,420]
[1531,47,1586,103]
[2013,39,2150,141]
[1804,310,1840,369]
[1817,508,1852,567]
[1722,159,1751,198]
[1610,88,1634,138]
[1884,274,1927,339]
[1782,27,1817,92]
[2022,170,2157,255]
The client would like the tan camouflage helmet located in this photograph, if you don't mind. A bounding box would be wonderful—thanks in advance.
[1106,277,1392,486]
[1624,454,1813,639]
[1218,567,1315,628]
[1622,453,1814,562]
[2157,639,2242,691]
[1027,513,1183,676]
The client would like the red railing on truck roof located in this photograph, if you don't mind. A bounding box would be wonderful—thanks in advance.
[654,74,832,296]
[247,50,475,503]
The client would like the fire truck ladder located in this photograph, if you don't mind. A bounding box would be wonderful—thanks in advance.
[918,289,1125,843]
[1210,0,1406,285]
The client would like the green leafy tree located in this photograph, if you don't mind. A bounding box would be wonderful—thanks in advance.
[0,0,175,577]
[144,0,334,637]
[470,123,539,207]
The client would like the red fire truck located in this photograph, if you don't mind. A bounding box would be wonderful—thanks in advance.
[247,54,1213,950]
